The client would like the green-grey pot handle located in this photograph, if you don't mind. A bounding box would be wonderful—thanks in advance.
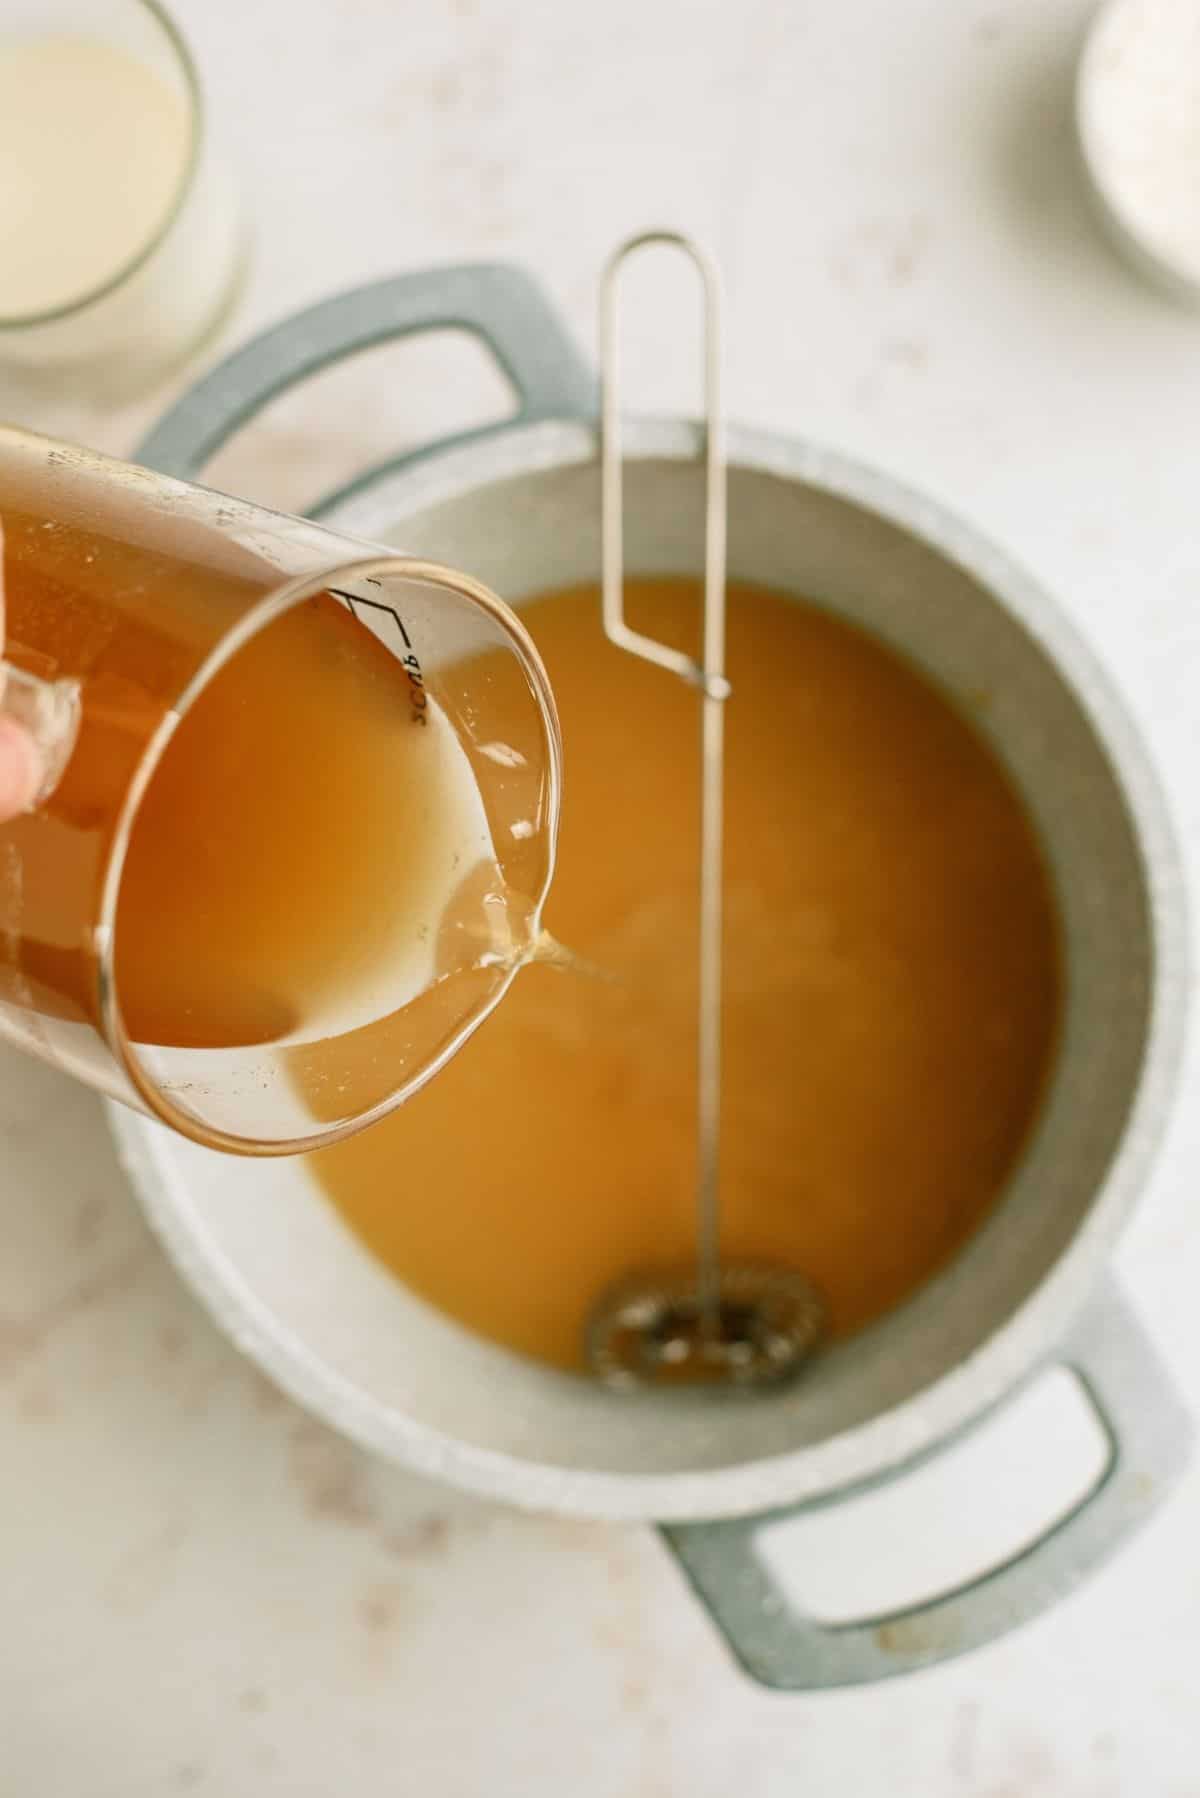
[136,263,596,484]
[662,1277,1191,1689]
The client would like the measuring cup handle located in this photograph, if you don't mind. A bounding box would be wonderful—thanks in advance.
[660,1278,1192,1689]
[136,264,597,483]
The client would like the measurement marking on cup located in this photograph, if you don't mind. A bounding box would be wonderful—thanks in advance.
[329,587,428,725]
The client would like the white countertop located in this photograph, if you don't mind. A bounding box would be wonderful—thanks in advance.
[4,0,1200,1790]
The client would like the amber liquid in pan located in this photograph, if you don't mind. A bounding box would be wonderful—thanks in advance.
[315,579,1062,1372]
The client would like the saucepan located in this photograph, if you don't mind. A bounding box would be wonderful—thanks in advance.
[109,264,1191,1688]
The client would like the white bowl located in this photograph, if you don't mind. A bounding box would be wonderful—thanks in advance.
[1076,0,1200,306]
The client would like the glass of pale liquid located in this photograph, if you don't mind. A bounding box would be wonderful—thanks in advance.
[0,426,562,1154]
[0,0,242,383]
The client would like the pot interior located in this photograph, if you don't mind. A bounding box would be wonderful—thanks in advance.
[120,429,1158,1504]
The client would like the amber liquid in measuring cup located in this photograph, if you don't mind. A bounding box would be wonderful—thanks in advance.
[315,579,1062,1370]
[0,505,548,1135]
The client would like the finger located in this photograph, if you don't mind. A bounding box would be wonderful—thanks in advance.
[0,715,44,820]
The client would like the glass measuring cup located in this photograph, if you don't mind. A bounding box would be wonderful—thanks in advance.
[0,425,561,1154]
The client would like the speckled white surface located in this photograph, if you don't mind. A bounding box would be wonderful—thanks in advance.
[4,0,1200,1790]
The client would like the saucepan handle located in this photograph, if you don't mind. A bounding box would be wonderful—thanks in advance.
[136,264,597,483]
[661,1278,1191,1689]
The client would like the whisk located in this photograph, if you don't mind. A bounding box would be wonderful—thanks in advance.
[583,232,826,1390]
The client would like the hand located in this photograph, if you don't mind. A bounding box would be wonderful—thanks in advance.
[0,716,42,821]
